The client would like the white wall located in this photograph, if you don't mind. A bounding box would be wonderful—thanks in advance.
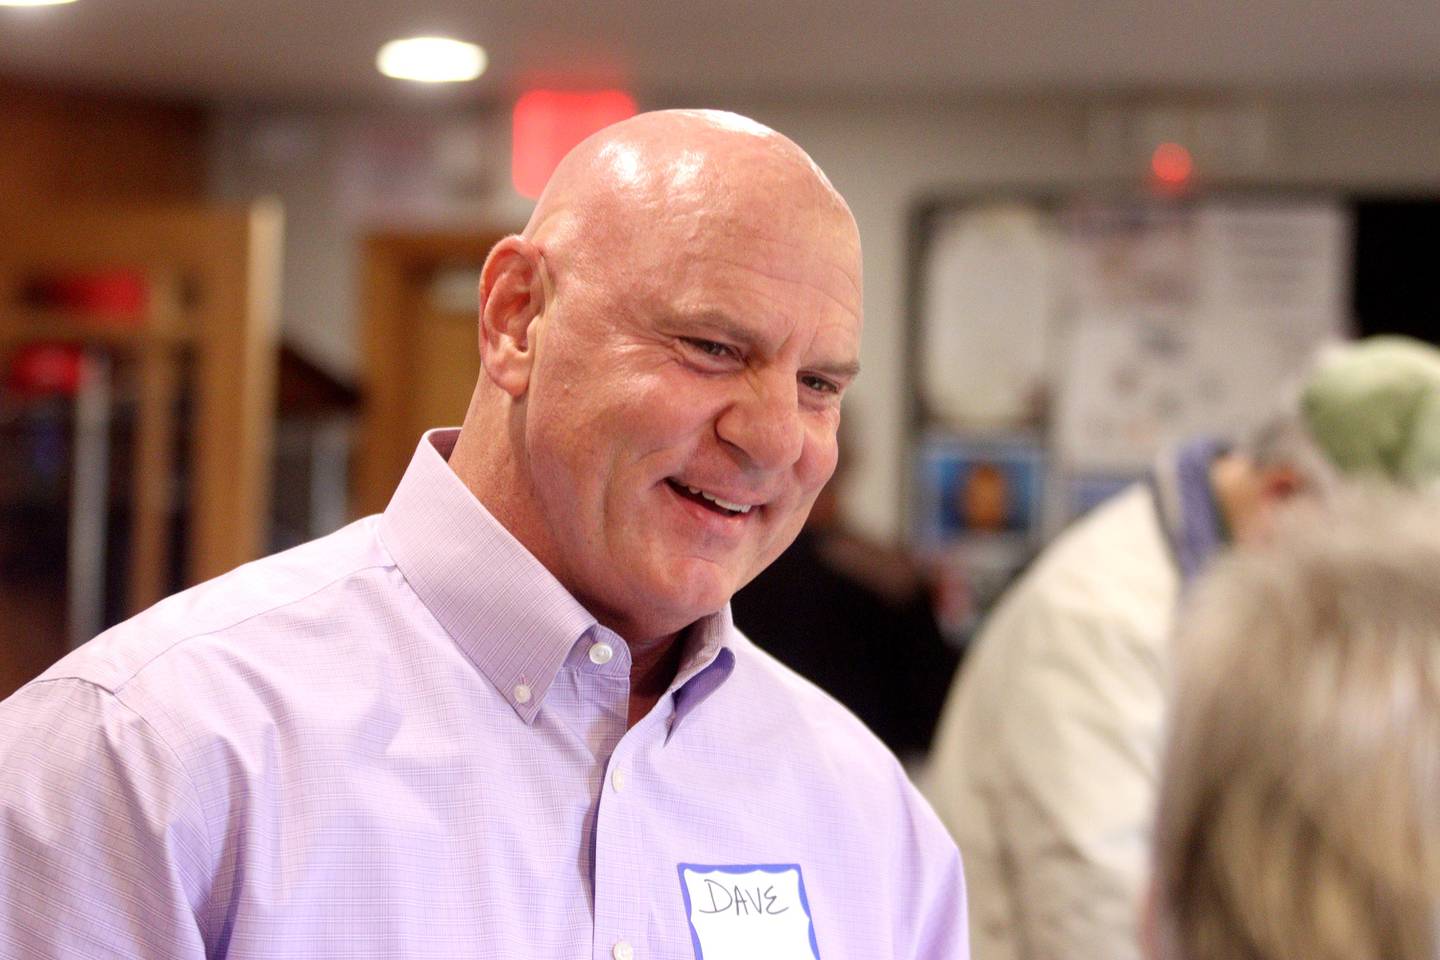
[210,93,1440,541]
[208,105,533,375]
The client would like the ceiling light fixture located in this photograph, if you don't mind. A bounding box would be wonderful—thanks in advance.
[376,36,486,83]
[0,0,79,6]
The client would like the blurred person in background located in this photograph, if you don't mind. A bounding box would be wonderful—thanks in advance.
[1147,489,1440,960]
[731,422,959,762]
[923,334,1440,960]
[0,110,967,959]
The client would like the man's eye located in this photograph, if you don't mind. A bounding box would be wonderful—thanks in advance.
[684,338,736,360]
[801,374,840,395]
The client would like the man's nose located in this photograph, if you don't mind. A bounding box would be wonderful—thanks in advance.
[716,372,805,471]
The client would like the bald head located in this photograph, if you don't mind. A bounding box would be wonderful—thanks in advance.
[521,110,860,297]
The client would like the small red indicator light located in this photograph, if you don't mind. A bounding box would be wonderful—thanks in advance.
[1151,142,1194,187]
[512,90,638,199]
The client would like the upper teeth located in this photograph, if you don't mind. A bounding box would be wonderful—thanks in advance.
[685,484,752,514]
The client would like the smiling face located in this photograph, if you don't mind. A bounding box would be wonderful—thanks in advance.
[482,114,863,644]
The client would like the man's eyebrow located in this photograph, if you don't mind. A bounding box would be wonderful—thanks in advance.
[812,359,861,382]
[678,311,861,381]
[677,310,761,345]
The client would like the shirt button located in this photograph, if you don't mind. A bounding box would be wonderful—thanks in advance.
[588,641,614,666]
[612,941,634,960]
[513,683,532,705]
[611,768,627,793]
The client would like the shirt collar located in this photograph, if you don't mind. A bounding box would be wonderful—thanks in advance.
[1150,436,1231,585]
[379,429,597,724]
[670,606,737,738]
[379,428,736,726]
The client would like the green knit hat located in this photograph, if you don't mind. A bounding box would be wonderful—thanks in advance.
[1301,335,1440,488]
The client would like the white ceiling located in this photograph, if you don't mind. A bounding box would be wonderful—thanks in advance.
[4,0,1440,106]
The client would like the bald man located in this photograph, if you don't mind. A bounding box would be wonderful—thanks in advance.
[0,111,968,959]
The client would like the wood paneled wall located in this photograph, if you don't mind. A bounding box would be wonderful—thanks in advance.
[0,75,207,206]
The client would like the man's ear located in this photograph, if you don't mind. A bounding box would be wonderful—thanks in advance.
[478,235,548,398]
[1259,463,1303,503]
[1237,463,1306,546]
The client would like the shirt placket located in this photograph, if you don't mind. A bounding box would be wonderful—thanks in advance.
[590,648,664,960]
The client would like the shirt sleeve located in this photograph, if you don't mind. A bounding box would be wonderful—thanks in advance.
[0,678,212,958]
[906,840,971,959]
[992,596,1164,960]
[892,779,971,959]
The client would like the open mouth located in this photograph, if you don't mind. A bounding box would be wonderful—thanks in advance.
[666,479,754,517]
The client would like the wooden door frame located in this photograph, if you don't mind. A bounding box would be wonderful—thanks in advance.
[356,229,509,518]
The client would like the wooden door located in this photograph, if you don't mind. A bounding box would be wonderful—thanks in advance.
[355,230,509,518]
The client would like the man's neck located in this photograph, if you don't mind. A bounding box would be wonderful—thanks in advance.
[1209,452,1260,546]
[625,629,688,729]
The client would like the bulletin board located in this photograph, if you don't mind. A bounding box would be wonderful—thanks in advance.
[906,190,1352,637]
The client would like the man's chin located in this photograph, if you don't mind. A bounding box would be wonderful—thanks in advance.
[627,569,743,637]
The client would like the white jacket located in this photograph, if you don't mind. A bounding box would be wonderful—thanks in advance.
[922,486,1179,960]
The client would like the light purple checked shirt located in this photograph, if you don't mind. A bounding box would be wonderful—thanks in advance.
[0,430,967,960]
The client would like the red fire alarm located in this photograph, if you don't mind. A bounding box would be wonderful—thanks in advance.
[512,89,638,199]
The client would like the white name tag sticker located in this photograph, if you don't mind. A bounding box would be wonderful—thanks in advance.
[677,863,820,960]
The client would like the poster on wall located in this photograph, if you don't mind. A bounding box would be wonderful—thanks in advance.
[912,433,1046,641]
[1051,200,1350,473]
[912,434,1045,549]
[920,204,1055,429]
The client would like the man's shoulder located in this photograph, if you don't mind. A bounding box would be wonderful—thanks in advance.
[948,485,1177,721]
[1006,484,1177,623]
[721,631,915,790]
[719,629,959,852]
[1037,484,1168,573]
[32,516,395,696]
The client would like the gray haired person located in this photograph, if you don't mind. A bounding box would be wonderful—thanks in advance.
[1149,489,1440,960]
